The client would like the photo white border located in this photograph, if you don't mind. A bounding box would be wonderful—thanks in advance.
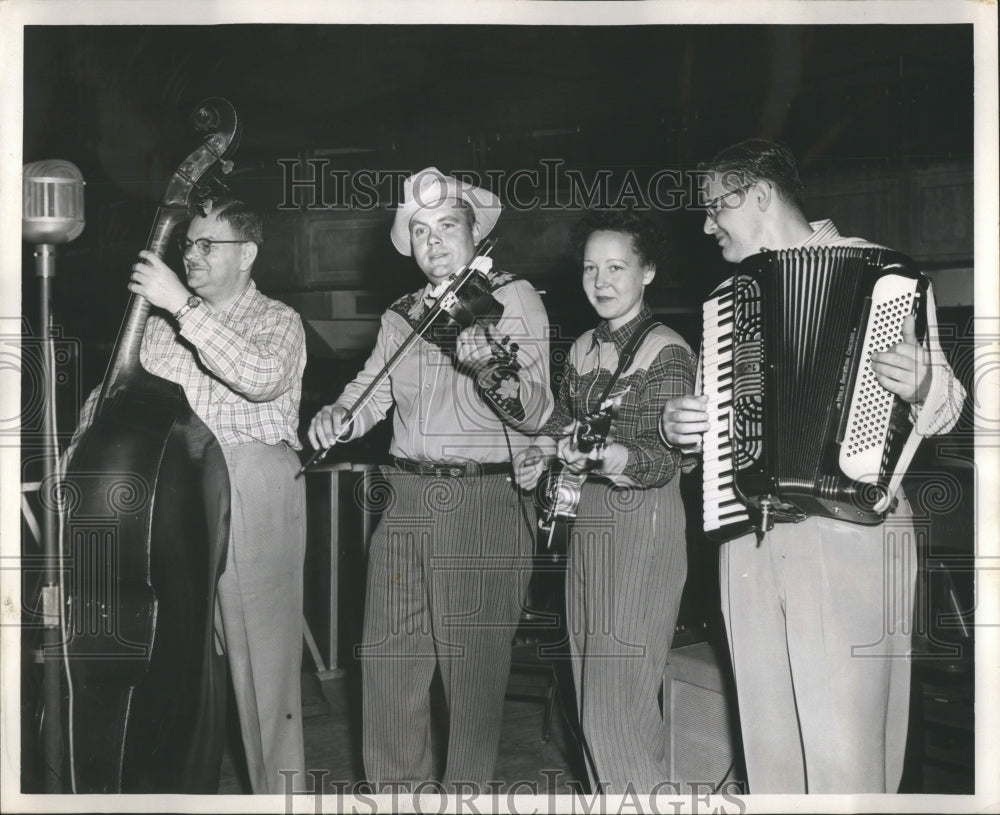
[2,2,997,813]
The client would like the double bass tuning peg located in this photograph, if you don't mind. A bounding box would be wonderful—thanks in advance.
[190,105,219,131]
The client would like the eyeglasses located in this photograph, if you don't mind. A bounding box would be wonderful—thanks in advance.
[703,182,756,219]
[176,237,249,256]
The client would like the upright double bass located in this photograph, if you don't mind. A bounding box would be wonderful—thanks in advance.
[53,98,240,793]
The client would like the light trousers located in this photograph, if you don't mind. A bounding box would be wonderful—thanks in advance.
[719,505,918,793]
[216,442,307,794]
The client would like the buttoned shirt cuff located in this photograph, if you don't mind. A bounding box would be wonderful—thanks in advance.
[330,401,365,443]
[659,425,703,473]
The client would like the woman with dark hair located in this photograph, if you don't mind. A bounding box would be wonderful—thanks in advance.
[514,208,696,791]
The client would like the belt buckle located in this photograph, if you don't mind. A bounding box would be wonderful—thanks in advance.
[444,465,463,478]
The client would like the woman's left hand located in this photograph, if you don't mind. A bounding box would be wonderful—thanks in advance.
[593,442,629,476]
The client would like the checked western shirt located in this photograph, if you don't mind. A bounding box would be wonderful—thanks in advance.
[68,280,306,453]
[540,303,697,488]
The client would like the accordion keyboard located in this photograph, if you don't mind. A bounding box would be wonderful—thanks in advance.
[701,279,753,540]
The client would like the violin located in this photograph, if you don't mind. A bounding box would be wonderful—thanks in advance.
[426,259,504,353]
[299,237,508,475]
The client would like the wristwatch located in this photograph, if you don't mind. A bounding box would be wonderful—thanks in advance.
[173,295,203,321]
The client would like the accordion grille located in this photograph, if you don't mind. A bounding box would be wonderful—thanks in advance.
[761,247,867,480]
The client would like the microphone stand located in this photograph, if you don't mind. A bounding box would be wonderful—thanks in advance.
[23,159,84,792]
[34,242,64,792]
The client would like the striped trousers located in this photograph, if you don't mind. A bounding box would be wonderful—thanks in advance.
[567,479,688,793]
[359,469,533,790]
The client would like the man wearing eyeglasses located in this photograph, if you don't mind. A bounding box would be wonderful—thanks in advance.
[660,140,966,793]
[65,196,308,794]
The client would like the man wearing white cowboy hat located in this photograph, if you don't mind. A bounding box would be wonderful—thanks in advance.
[308,168,553,790]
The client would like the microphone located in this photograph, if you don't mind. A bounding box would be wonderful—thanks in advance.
[23,159,85,792]
[23,160,85,244]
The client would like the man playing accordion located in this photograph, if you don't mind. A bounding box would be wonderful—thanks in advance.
[660,139,966,793]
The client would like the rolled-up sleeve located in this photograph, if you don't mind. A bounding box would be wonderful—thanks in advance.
[910,284,967,436]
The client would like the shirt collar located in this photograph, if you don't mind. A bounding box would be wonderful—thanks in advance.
[214,279,259,321]
[592,303,654,351]
[795,219,843,247]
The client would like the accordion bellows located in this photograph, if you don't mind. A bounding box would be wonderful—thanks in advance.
[700,245,929,542]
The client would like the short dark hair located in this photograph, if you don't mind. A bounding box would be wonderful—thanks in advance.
[570,208,666,269]
[195,196,264,245]
[700,139,805,208]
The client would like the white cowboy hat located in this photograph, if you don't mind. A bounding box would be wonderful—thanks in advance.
[390,167,502,256]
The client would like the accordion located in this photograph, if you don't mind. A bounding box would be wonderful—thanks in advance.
[700,246,929,542]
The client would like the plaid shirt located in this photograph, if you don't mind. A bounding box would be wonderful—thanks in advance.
[540,304,697,488]
[68,280,306,454]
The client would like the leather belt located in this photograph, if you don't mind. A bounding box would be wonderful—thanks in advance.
[391,457,510,478]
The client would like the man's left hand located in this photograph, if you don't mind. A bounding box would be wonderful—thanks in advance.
[129,250,191,315]
[871,314,931,404]
[456,323,494,372]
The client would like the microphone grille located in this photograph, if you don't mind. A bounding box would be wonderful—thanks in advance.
[23,160,85,243]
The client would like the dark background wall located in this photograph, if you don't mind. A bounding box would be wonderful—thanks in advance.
[18,20,981,793]
[21,24,974,422]
[19,21,976,485]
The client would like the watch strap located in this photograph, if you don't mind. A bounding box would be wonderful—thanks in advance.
[173,296,202,321]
